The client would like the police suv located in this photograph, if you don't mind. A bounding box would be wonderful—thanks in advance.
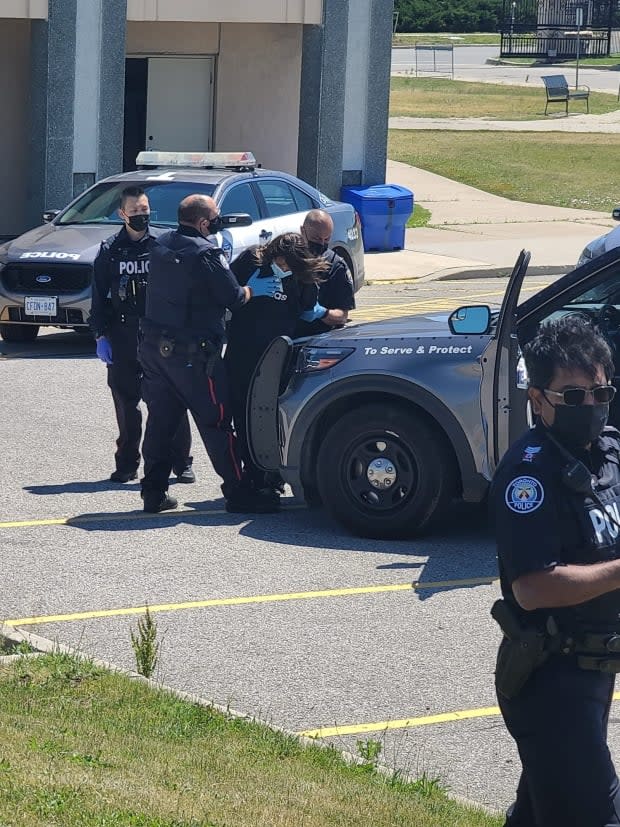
[248,248,620,539]
[0,152,364,342]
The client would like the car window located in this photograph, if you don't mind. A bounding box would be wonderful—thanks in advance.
[58,181,216,227]
[290,186,315,212]
[219,184,261,221]
[256,180,301,218]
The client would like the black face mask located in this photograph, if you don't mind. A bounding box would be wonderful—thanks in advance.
[307,240,329,257]
[208,214,224,234]
[127,214,149,233]
[544,400,609,448]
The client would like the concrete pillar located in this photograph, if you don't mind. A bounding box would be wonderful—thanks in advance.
[297,0,394,199]
[27,0,127,228]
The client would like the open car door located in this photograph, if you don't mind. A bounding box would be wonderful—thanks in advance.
[479,250,531,475]
[247,336,294,472]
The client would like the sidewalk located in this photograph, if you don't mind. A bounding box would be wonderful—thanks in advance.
[364,160,615,284]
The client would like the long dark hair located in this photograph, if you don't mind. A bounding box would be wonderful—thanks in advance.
[252,232,329,284]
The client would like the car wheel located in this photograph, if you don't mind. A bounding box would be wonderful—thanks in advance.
[316,404,455,539]
[0,323,39,343]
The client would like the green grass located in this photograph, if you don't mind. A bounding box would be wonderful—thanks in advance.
[388,130,619,212]
[390,77,620,120]
[0,653,502,827]
[393,33,500,46]
[407,203,432,228]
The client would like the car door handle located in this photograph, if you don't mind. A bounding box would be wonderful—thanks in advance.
[259,230,273,242]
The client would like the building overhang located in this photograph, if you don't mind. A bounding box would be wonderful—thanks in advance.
[126,0,322,24]
[1,0,47,18]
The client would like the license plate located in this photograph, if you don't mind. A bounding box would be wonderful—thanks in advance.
[25,296,57,316]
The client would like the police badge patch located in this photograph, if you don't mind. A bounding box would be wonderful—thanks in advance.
[505,476,545,514]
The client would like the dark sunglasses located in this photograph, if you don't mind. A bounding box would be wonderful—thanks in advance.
[543,385,616,407]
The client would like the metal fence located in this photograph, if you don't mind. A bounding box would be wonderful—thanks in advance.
[500,29,611,57]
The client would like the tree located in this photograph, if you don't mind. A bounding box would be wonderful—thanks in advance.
[394,0,503,32]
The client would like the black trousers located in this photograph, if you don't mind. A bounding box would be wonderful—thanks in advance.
[224,346,264,487]
[139,337,242,497]
[498,645,620,827]
[107,323,191,474]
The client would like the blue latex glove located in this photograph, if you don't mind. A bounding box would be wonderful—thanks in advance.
[96,336,113,365]
[300,303,328,323]
[246,271,281,299]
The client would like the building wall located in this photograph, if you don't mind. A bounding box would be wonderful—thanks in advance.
[215,23,302,174]
[0,19,31,236]
[126,20,220,54]
[126,0,321,24]
[127,21,302,175]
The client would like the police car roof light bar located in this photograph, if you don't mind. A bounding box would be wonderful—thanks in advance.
[136,151,257,171]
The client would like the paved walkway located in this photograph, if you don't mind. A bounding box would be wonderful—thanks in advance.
[364,161,614,283]
[389,109,620,132]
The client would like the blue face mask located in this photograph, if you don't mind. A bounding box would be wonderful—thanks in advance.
[272,262,292,279]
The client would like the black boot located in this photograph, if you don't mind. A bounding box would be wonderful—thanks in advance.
[142,492,178,514]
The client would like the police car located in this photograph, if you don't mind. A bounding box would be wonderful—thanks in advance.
[248,247,620,539]
[576,206,620,268]
[0,151,364,342]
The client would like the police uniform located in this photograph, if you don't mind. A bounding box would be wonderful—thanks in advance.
[224,247,318,487]
[294,249,355,337]
[492,422,620,826]
[139,225,247,505]
[90,226,192,478]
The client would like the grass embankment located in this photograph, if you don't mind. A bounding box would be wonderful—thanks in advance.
[0,653,501,827]
[390,77,619,120]
[407,203,432,228]
[393,33,500,46]
[389,130,619,212]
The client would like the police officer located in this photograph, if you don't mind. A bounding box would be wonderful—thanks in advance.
[491,314,620,826]
[295,209,355,337]
[139,194,281,514]
[90,186,194,484]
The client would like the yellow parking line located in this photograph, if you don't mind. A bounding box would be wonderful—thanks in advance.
[0,504,307,530]
[299,691,620,738]
[0,507,228,529]
[3,576,496,627]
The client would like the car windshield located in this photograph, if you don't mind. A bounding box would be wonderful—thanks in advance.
[57,181,216,227]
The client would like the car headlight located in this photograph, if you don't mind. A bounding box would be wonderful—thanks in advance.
[297,346,354,373]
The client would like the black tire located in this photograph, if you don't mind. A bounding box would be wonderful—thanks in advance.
[316,404,456,539]
[0,323,39,343]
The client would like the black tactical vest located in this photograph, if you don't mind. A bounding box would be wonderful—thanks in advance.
[145,231,219,339]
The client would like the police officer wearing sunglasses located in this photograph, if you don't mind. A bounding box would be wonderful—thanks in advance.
[491,314,620,826]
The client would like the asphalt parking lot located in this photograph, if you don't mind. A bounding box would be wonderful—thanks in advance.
[5,279,620,815]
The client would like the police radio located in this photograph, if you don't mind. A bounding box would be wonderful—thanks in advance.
[546,430,620,532]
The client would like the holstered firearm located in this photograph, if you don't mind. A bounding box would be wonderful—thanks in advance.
[491,599,550,699]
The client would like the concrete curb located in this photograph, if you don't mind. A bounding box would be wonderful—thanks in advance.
[365,263,569,285]
[0,622,501,818]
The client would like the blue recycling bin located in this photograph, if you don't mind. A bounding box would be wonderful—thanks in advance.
[340,184,414,252]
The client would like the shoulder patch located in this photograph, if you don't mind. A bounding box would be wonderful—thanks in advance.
[504,476,545,514]
[521,445,542,463]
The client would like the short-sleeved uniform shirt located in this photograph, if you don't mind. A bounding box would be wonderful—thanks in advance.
[491,422,620,631]
[294,250,355,337]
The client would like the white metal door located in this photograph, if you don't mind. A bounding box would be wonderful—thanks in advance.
[145,58,213,152]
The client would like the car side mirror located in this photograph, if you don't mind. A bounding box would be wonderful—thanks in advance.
[43,209,61,223]
[612,207,620,222]
[220,213,252,228]
[448,305,491,335]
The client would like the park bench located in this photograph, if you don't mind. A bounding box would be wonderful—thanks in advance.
[541,74,590,115]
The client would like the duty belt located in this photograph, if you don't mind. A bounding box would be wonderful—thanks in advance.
[571,632,620,673]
